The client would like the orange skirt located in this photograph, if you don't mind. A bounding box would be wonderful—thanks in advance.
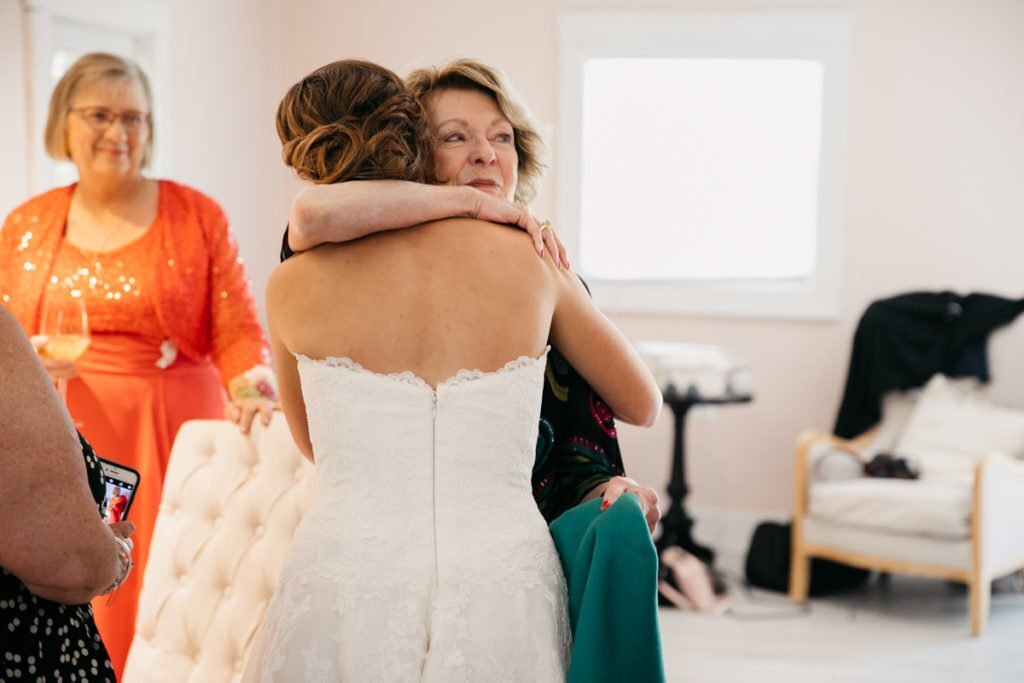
[68,334,226,679]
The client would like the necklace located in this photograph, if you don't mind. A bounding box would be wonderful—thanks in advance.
[69,180,150,252]
[93,213,134,252]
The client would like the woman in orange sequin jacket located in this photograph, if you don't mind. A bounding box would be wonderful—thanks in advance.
[0,52,273,678]
[1,179,269,390]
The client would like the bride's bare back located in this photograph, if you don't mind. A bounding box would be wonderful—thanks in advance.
[268,217,660,459]
[271,218,554,386]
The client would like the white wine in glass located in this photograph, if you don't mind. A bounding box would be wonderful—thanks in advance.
[40,293,91,402]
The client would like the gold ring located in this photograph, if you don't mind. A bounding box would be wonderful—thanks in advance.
[540,220,551,232]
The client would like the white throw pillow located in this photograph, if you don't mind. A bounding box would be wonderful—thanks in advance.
[894,374,1024,483]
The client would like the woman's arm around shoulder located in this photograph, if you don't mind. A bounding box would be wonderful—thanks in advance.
[289,181,566,265]
[289,181,466,252]
[0,307,124,604]
[548,267,662,427]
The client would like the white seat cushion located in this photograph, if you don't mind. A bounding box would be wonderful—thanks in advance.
[809,478,972,540]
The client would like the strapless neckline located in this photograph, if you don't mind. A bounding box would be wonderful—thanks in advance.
[252,342,569,680]
[294,346,550,391]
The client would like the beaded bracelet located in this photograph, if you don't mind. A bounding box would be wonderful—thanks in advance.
[101,536,133,597]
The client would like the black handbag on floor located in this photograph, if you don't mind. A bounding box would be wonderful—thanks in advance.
[745,521,870,596]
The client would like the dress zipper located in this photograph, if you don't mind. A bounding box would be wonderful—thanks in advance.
[431,391,439,586]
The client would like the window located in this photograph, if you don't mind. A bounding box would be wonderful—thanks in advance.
[557,12,852,319]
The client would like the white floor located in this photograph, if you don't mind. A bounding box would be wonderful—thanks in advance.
[659,548,1024,683]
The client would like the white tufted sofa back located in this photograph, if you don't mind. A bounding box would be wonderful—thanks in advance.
[122,416,315,683]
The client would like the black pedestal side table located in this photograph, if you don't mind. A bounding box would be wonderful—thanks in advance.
[654,385,753,565]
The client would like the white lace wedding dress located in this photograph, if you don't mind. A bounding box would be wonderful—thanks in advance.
[246,349,570,682]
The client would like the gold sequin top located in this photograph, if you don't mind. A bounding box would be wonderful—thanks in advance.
[45,222,164,343]
[0,180,270,384]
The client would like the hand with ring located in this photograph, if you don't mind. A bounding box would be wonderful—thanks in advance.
[466,190,570,269]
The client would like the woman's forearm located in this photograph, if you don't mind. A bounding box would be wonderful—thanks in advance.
[22,537,122,604]
[288,181,480,252]
[551,274,664,428]
[0,310,128,605]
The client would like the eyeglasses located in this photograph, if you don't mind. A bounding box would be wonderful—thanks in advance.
[69,107,151,134]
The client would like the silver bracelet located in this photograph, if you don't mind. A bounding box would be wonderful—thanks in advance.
[101,536,133,596]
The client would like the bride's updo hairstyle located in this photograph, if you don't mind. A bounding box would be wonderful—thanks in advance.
[276,59,433,185]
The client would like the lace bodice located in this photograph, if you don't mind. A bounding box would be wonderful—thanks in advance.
[249,348,569,682]
[295,349,550,512]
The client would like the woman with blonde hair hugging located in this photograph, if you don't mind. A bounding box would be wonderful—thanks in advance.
[278,57,668,682]
[284,58,665,531]
[245,58,662,680]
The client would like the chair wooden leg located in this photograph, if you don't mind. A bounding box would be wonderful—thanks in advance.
[789,531,810,603]
[969,572,990,637]
[968,465,987,637]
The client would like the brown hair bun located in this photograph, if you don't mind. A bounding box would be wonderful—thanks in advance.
[277,60,432,185]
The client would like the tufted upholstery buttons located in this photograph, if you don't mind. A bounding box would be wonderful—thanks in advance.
[121,417,316,682]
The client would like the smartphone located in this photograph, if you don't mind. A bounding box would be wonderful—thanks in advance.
[98,458,140,523]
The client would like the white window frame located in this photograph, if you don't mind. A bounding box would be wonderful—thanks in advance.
[24,0,170,194]
[557,11,852,320]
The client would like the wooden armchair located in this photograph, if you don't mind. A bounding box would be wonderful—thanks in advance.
[790,320,1024,636]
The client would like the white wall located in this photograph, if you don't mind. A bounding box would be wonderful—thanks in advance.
[0,1,30,219]
[158,0,292,325]
[3,0,1022,517]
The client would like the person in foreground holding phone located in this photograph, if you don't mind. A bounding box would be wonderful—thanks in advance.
[0,304,134,682]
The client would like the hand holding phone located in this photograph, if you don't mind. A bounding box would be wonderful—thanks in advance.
[108,520,136,550]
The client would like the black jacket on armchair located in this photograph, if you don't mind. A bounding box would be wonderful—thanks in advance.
[833,291,1024,439]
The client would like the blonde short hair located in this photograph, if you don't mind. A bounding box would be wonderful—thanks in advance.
[406,58,548,205]
[44,52,154,167]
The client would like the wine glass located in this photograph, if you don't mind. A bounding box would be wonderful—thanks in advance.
[39,292,91,403]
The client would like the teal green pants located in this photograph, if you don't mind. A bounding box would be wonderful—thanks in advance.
[549,494,666,683]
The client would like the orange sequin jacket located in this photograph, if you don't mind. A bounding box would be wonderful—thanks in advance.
[0,180,269,384]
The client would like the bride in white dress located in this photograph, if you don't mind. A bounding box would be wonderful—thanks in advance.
[245,59,661,682]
